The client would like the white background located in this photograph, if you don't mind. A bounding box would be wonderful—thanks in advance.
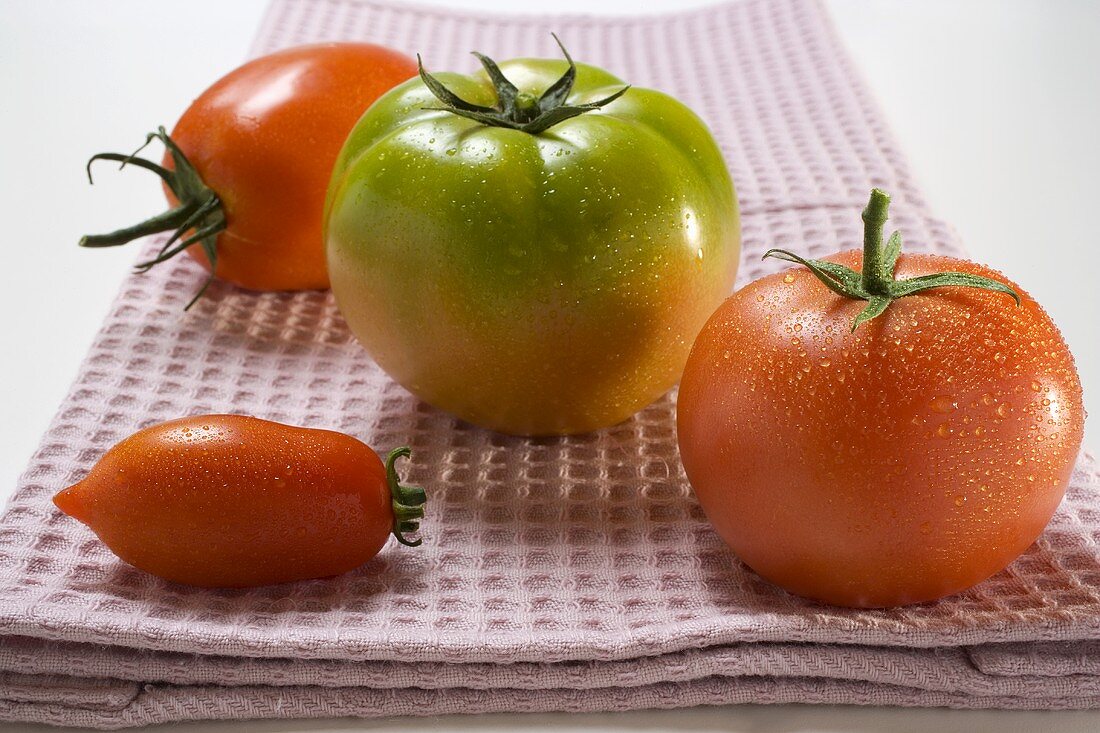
[1,0,1098,731]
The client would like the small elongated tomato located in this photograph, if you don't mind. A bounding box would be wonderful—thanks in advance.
[81,44,417,306]
[53,415,426,588]
[677,190,1084,608]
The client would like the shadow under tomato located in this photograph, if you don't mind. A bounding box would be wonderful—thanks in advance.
[77,547,430,623]
[691,497,1100,627]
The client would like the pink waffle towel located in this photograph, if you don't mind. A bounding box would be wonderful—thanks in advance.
[2,0,1099,727]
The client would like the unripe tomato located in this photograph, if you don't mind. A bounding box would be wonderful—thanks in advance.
[677,191,1084,608]
[53,415,425,588]
[325,41,739,435]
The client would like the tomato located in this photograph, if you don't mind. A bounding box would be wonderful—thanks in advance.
[677,189,1084,608]
[52,415,426,588]
[325,39,739,435]
[81,44,417,306]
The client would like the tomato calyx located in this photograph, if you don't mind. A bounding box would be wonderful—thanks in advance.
[81,127,225,310]
[763,188,1021,331]
[385,447,427,547]
[416,34,630,135]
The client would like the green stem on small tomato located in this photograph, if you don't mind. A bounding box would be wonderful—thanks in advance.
[385,447,426,547]
[762,188,1021,331]
[416,33,630,135]
[80,127,226,310]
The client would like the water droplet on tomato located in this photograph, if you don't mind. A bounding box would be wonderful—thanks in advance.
[930,395,956,414]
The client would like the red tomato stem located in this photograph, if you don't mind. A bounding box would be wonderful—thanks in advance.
[762,188,1021,331]
[386,447,426,546]
[861,188,893,295]
[79,127,224,309]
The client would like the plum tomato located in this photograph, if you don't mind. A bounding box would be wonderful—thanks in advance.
[325,37,740,435]
[53,415,426,588]
[677,189,1084,608]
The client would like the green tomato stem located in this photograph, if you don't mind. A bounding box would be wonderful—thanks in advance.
[861,188,893,295]
[762,188,1021,331]
[417,33,629,135]
[80,127,225,310]
[385,447,426,548]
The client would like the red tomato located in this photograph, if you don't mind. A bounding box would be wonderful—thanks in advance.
[677,190,1084,608]
[81,44,417,304]
[53,415,426,588]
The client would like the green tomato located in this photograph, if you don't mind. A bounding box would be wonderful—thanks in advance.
[325,43,739,435]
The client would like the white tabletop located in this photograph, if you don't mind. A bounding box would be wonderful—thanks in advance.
[1,0,1097,731]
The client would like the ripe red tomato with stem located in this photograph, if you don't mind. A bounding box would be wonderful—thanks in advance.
[80,43,417,307]
[53,415,426,588]
[677,189,1084,608]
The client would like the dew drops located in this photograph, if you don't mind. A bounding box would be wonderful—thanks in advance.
[1030,380,1042,392]
[936,424,951,438]
[981,393,994,406]
[722,350,731,360]
[954,495,967,507]
[820,358,831,367]
[783,273,795,284]
[930,395,956,414]
[996,403,1010,418]
[974,425,986,437]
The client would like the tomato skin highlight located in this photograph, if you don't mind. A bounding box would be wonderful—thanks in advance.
[677,250,1084,608]
[325,56,739,436]
[53,415,404,588]
[166,43,417,291]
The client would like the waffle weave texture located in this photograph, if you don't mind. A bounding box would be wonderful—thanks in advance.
[2,0,1098,727]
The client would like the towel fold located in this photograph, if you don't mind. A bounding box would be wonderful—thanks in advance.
[3,0,1099,727]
